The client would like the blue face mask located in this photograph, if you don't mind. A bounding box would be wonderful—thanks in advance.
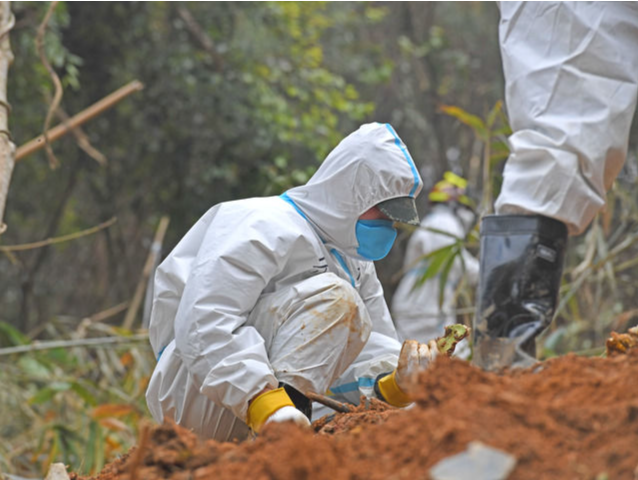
[355,219,398,261]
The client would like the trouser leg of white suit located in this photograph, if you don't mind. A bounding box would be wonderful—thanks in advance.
[245,272,372,400]
[495,2,638,235]
[146,272,371,442]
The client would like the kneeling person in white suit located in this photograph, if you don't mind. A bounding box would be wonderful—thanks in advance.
[146,123,437,441]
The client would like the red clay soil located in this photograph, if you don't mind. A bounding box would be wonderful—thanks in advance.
[78,350,638,480]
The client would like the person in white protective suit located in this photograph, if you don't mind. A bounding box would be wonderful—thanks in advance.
[473,2,638,370]
[146,123,439,442]
[391,172,478,353]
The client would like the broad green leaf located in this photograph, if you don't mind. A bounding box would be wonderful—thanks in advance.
[413,244,457,289]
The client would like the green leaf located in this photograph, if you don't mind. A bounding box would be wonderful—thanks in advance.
[29,382,73,405]
[18,356,51,378]
[486,100,503,129]
[70,380,98,407]
[0,321,30,346]
[84,420,105,474]
[413,244,457,289]
[439,105,488,141]
[490,151,510,166]
[29,383,68,405]
[50,381,72,391]
[29,387,57,405]
[364,6,387,22]
[421,226,463,240]
[85,420,98,473]
[492,125,512,137]
[43,347,74,367]
[438,246,459,308]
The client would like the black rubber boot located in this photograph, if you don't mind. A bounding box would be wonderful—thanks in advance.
[472,214,568,370]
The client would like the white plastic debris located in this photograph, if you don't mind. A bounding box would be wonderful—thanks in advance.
[430,441,517,480]
[44,464,70,480]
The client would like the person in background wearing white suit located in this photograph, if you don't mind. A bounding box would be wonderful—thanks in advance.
[146,123,438,442]
[392,172,478,357]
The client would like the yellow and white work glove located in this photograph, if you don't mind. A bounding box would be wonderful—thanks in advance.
[247,387,311,434]
[374,339,438,407]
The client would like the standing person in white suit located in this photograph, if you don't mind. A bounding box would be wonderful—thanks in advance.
[474,2,638,370]
[391,172,478,355]
[146,123,438,442]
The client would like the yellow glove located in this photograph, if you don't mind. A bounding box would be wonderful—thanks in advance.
[376,339,438,407]
[376,369,412,407]
[247,387,310,433]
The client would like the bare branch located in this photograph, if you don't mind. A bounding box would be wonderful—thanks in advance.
[123,216,170,330]
[35,1,62,169]
[16,80,144,162]
[0,216,116,252]
[82,301,129,325]
[1,246,19,265]
[177,6,224,71]
[54,105,107,166]
[0,333,149,357]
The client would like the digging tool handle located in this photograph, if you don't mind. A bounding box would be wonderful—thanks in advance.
[306,391,353,414]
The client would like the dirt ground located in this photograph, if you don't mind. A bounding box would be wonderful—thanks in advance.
[77,349,638,480]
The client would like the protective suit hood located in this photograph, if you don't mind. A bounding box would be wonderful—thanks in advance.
[286,123,422,259]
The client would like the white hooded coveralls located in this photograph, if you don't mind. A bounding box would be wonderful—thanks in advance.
[391,204,478,345]
[495,2,638,235]
[146,123,423,441]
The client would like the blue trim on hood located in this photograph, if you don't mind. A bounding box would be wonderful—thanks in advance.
[385,123,420,197]
[157,345,167,361]
[280,192,310,221]
[330,248,355,287]
[281,193,355,287]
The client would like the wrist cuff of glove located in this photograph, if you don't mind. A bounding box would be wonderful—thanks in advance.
[376,370,412,408]
[247,387,295,433]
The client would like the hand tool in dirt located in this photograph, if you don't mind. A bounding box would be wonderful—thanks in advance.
[305,391,353,413]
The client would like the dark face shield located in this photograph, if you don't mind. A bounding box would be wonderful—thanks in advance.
[376,196,420,226]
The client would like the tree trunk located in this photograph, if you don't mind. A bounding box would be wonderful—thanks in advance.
[0,1,14,235]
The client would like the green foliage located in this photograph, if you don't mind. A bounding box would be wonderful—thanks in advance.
[440,101,511,212]
[11,3,82,135]
[2,2,638,474]
[411,225,478,309]
[540,186,638,358]
[0,327,152,475]
[0,321,30,346]
[1,5,392,472]
[406,101,506,316]
[2,1,381,326]
[436,101,638,360]
[242,2,374,190]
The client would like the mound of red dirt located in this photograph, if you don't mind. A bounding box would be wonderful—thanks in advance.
[78,350,638,480]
